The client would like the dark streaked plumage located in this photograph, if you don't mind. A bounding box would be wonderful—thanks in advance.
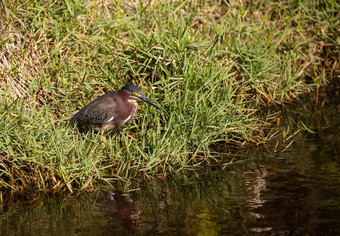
[70,84,159,131]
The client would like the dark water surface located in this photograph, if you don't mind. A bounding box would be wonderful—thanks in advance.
[1,88,339,235]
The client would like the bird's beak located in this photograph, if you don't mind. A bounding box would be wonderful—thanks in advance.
[140,95,160,109]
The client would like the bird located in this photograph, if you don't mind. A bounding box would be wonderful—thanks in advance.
[70,84,159,132]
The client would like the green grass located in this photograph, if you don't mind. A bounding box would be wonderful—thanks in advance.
[0,0,339,198]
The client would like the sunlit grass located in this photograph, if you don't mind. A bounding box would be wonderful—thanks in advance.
[0,0,339,198]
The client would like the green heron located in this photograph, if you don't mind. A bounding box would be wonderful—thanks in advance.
[70,84,159,131]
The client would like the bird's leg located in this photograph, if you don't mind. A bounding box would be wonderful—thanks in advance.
[99,129,107,146]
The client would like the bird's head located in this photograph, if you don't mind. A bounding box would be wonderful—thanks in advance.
[121,84,159,109]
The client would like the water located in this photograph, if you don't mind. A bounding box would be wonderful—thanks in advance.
[1,87,339,235]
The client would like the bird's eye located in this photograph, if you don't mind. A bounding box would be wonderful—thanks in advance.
[132,92,141,97]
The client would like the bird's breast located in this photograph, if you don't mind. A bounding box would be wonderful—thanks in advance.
[119,100,138,126]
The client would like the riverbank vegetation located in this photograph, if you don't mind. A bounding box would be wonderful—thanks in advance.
[0,0,339,200]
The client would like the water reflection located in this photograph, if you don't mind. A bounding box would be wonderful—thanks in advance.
[0,87,339,235]
[0,190,143,235]
[97,191,140,231]
[245,138,340,235]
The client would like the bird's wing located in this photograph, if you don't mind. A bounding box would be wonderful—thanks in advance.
[70,92,116,125]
